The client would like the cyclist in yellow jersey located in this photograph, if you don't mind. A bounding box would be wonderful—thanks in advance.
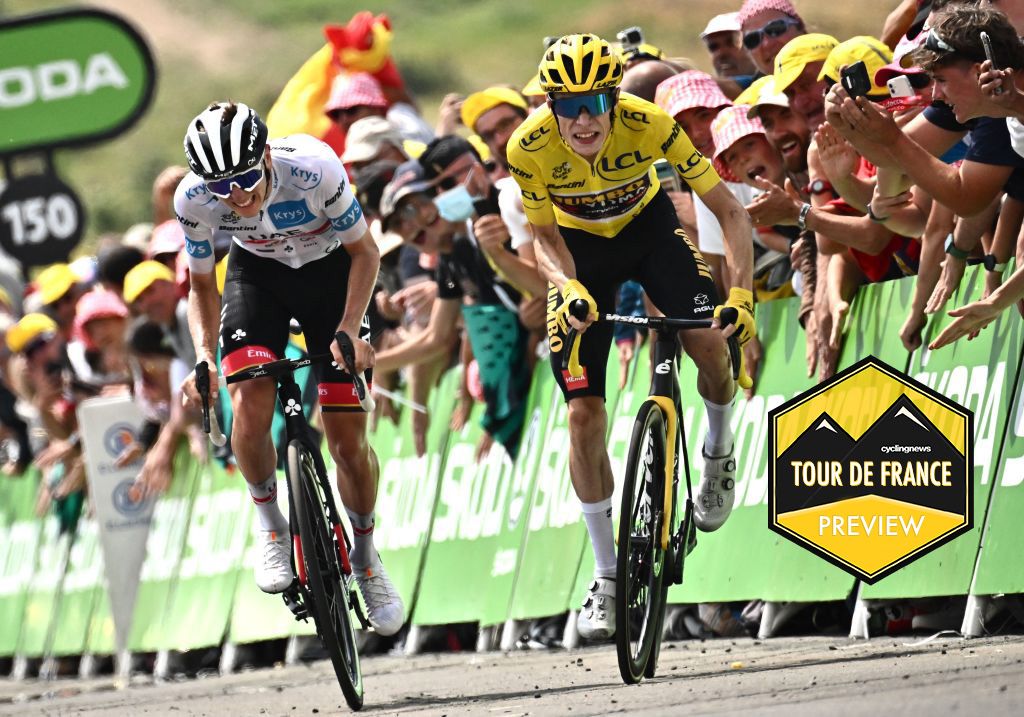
[507,34,756,640]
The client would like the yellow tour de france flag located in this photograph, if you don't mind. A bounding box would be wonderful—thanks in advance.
[767,356,973,584]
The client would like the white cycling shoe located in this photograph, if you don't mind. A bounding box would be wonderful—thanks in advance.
[255,530,293,594]
[355,560,406,636]
[694,444,737,532]
[577,577,616,640]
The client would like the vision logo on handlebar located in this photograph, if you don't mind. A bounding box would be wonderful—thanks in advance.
[560,299,742,385]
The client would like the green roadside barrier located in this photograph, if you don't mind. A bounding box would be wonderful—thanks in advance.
[410,401,515,626]
[373,369,457,614]
[863,266,1023,600]
[972,343,1024,594]
[0,473,44,657]
[49,519,103,656]
[16,512,68,657]
[411,362,552,627]
[836,276,912,373]
[128,446,201,652]
[160,460,249,651]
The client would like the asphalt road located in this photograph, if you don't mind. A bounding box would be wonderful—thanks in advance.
[3,634,1023,716]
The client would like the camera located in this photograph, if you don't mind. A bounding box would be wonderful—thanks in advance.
[617,26,644,51]
[841,61,872,99]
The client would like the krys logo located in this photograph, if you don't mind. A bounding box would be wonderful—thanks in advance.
[768,356,973,584]
[104,423,137,459]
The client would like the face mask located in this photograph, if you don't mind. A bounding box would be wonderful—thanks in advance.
[434,185,477,223]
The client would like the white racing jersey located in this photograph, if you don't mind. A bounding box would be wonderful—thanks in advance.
[174,134,368,273]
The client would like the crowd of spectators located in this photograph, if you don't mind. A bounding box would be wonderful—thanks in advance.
[4,0,1023,647]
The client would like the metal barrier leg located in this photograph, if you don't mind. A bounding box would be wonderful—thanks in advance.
[961,595,988,638]
[404,624,423,656]
[219,641,238,675]
[154,649,171,680]
[499,619,519,651]
[11,655,28,680]
[757,601,804,639]
[476,625,494,653]
[563,611,580,650]
[850,583,871,639]
[79,653,98,679]
[115,649,132,681]
[284,635,301,665]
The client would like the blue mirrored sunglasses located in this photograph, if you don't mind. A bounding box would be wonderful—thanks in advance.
[205,163,265,198]
[549,92,614,118]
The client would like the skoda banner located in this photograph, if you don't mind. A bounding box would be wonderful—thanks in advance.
[0,8,155,267]
[78,396,155,654]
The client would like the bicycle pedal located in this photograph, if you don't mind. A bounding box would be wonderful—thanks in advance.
[282,583,309,622]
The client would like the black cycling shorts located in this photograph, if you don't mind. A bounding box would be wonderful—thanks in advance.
[219,243,372,412]
[547,189,719,401]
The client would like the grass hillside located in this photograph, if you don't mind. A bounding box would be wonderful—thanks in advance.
[0,0,880,249]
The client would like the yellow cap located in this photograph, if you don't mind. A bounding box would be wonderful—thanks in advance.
[7,313,57,353]
[521,73,544,97]
[467,134,492,162]
[773,33,840,93]
[734,75,774,106]
[35,263,78,305]
[818,36,893,96]
[461,87,529,132]
[123,260,175,304]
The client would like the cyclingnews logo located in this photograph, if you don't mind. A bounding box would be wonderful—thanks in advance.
[767,356,973,584]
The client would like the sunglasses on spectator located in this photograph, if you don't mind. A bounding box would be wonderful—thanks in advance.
[902,73,932,90]
[548,92,615,118]
[743,18,801,50]
[478,115,520,145]
[924,29,957,55]
[205,163,265,198]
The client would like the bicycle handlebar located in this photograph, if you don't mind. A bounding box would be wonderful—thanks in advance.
[195,351,376,446]
[560,299,741,384]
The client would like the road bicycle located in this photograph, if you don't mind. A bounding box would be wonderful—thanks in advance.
[563,301,740,684]
[197,333,374,710]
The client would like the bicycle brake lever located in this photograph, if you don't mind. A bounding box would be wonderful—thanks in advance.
[727,336,741,383]
[334,332,376,413]
[560,299,593,374]
[196,361,211,434]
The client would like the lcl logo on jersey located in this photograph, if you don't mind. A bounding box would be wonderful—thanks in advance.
[619,108,650,131]
[519,126,552,152]
[596,150,652,180]
[676,150,711,181]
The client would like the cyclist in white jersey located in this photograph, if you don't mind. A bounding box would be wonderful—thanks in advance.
[178,101,404,636]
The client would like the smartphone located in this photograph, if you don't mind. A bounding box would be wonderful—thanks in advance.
[841,61,872,98]
[887,75,915,99]
[654,159,682,193]
[981,31,998,68]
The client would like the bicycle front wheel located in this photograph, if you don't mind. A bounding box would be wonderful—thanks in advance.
[615,400,669,685]
[288,440,364,710]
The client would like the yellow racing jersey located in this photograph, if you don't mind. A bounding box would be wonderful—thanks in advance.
[506,93,722,238]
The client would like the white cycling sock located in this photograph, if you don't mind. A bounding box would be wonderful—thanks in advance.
[248,474,288,533]
[345,508,377,571]
[703,397,735,458]
[581,497,616,579]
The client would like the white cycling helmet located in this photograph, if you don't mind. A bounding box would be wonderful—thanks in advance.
[183,101,268,180]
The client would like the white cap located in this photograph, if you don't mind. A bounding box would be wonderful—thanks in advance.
[701,12,741,39]
[341,117,407,165]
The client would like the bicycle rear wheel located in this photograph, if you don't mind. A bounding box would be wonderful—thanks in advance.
[615,400,668,684]
[288,440,364,710]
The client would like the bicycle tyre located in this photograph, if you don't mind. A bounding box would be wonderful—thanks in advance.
[615,400,668,684]
[288,440,364,710]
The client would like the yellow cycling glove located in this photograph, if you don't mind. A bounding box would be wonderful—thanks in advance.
[558,279,597,378]
[713,287,756,389]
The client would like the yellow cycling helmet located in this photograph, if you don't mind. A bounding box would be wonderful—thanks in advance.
[538,33,623,94]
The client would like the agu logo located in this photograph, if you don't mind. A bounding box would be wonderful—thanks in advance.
[768,356,973,584]
[112,479,151,516]
[104,423,137,458]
